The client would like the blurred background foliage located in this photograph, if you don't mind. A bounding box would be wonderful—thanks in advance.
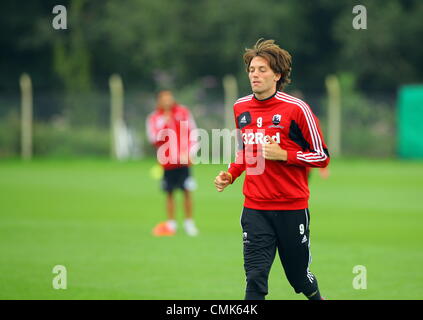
[0,0,422,158]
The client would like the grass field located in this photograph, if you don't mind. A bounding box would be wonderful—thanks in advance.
[0,158,422,300]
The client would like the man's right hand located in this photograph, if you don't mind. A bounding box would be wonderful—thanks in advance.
[214,171,232,192]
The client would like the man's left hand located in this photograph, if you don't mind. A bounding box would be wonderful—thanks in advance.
[262,136,287,161]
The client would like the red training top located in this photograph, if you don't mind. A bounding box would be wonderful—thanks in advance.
[146,103,198,170]
[228,91,330,210]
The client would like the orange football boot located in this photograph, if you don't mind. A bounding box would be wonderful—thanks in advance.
[152,222,176,236]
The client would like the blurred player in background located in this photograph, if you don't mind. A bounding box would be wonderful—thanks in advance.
[214,39,330,300]
[146,90,199,237]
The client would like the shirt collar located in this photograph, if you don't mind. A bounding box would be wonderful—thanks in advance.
[253,91,277,102]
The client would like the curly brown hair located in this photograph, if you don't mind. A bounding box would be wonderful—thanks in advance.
[243,39,292,91]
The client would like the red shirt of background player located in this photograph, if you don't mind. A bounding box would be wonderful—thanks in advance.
[146,103,198,170]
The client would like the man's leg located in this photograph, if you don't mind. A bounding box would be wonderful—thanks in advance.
[179,167,198,236]
[152,170,177,236]
[274,209,323,300]
[163,169,178,231]
[183,189,198,236]
[183,190,192,219]
[241,208,276,300]
[166,191,177,229]
[166,191,175,221]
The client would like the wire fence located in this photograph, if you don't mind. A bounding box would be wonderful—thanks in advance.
[0,82,397,159]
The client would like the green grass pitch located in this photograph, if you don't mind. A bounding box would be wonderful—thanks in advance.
[0,158,422,299]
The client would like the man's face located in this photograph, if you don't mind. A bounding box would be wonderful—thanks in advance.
[248,56,281,95]
[157,91,175,110]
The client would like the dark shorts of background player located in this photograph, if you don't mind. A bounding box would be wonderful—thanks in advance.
[241,207,319,300]
[162,166,191,193]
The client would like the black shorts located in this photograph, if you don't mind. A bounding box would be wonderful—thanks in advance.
[241,207,318,298]
[161,166,196,193]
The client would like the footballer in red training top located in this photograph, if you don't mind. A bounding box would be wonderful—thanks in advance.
[214,39,330,300]
[228,90,329,210]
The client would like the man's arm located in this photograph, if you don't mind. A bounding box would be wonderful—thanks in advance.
[214,109,246,192]
[146,114,160,147]
[262,104,330,168]
[227,112,246,183]
[187,110,200,160]
[285,104,330,168]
